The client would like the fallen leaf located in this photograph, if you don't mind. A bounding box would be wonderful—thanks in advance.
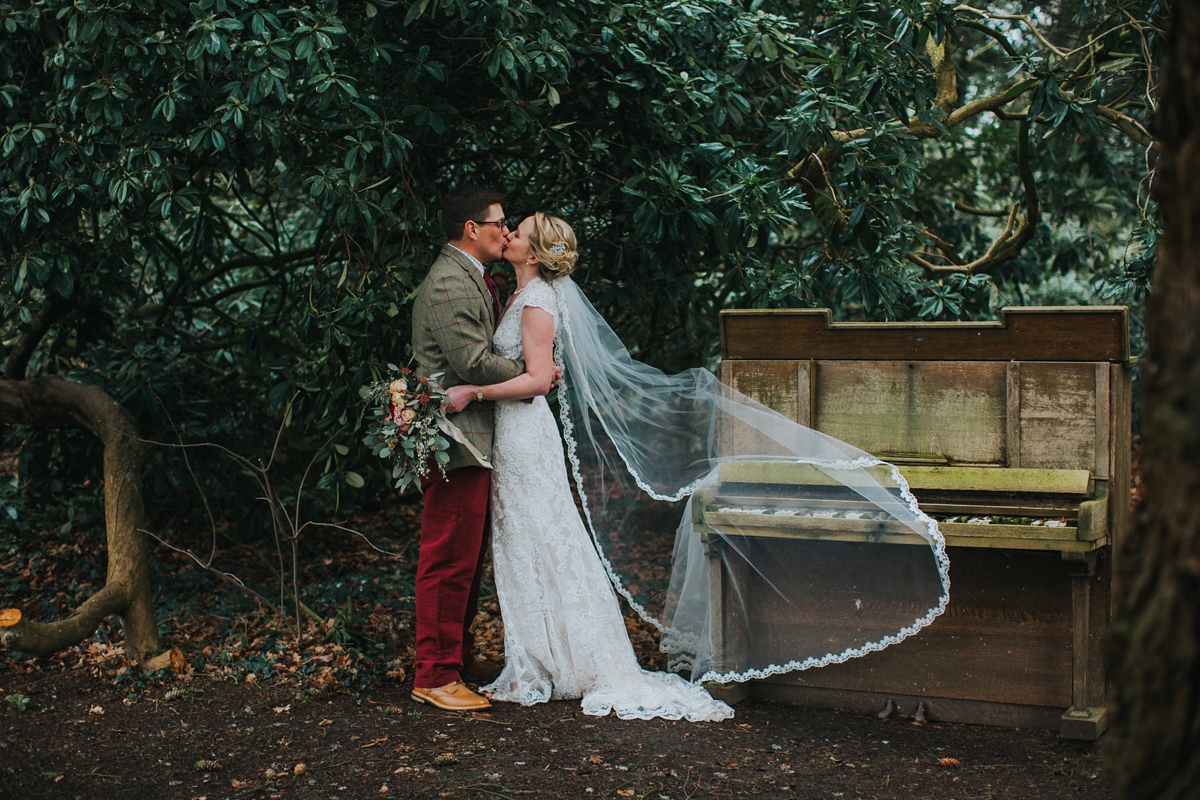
[379,785,389,793]
[318,718,333,727]
[617,791,635,797]
[89,705,104,715]
[293,763,308,776]
[358,735,388,749]
[273,704,291,715]
[230,779,248,789]
[589,754,604,764]
[0,608,21,627]
[939,757,961,767]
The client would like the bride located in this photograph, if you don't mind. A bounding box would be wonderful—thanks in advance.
[447,213,949,722]
[447,212,734,721]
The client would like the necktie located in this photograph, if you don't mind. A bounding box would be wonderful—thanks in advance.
[482,270,501,324]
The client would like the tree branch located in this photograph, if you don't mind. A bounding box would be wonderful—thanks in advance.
[911,118,1040,275]
[3,291,69,380]
[1094,102,1159,150]
[955,5,1069,59]
[0,583,128,658]
[128,247,319,321]
[814,77,1040,151]
[954,201,1011,217]
[959,19,1019,57]
[926,35,958,113]
[0,376,161,661]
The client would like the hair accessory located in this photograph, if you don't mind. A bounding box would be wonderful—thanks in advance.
[548,242,567,256]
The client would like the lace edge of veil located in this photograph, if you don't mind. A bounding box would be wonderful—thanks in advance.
[550,279,951,685]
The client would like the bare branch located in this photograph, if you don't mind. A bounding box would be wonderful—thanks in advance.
[913,204,1019,274]
[820,77,1040,147]
[919,230,964,264]
[954,201,1010,218]
[911,119,1041,275]
[153,396,219,567]
[297,521,400,557]
[130,246,321,322]
[955,5,1069,59]
[141,529,280,613]
[1093,102,1158,150]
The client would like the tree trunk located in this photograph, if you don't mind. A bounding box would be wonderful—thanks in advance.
[0,376,161,661]
[1106,3,1200,798]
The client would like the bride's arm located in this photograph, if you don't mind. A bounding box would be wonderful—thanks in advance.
[448,306,556,409]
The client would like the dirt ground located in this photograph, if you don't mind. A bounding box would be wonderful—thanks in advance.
[1,665,1109,800]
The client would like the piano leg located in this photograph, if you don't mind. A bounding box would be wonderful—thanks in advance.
[703,533,753,705]
[1060,550,1108,740]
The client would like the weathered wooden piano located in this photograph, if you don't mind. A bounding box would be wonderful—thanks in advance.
[700,307,1131,740]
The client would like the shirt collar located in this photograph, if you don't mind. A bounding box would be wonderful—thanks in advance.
[446,243,486,276]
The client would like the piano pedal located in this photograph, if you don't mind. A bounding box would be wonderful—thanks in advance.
[876,698,896,719]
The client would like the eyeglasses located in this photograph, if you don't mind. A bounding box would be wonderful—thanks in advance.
[472,218,507,229]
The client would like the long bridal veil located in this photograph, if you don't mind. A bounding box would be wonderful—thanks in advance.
[549,277,950,684]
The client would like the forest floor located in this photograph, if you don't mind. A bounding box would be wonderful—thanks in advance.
[1,493,1113,800]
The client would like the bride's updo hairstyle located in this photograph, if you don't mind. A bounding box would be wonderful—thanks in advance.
[528,212,578,282]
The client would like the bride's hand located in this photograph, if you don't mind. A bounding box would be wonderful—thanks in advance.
[550,366,562,389]
[445,384,477,413]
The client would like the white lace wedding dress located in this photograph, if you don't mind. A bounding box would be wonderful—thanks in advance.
[480,278,733,722]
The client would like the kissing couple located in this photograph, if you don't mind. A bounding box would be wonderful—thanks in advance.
[406,185,949,722]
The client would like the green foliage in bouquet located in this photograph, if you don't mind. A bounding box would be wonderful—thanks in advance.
[361,364,451,494]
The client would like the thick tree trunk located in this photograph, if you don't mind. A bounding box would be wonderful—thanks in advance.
[0,376,161,661]
[1106,4,1200,798]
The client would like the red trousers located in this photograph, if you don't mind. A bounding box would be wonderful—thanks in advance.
[414,465,491,688]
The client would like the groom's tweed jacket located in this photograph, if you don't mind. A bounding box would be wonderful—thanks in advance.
[412,244,524,472]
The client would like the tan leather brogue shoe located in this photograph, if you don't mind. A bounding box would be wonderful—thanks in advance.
[411,680,491,711]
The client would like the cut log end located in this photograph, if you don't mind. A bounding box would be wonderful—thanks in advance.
[0,609,20,628]
[141,646,184,674]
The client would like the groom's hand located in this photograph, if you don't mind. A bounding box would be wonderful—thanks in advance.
[445,384,477,413]
[521,367,560,403]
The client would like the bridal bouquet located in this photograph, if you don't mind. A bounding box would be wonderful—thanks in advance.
[361,363,452,493]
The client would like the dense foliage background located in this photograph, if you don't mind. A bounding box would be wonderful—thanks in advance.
[1,0,1161,545]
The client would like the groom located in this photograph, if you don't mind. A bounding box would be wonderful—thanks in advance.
[409,185,526,711]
